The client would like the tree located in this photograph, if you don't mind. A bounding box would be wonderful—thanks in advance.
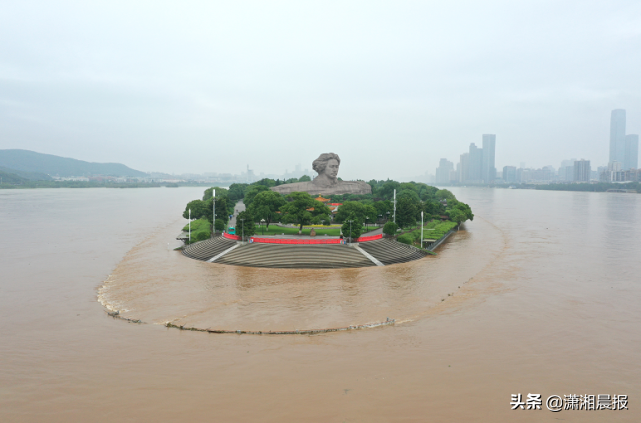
[397,189,420,203]
[228,183,248,202]
[253,178,277,187]
[435,189,456,202]
[279,192,332,232]
[183,199,208,220]
[341,214,363,242]
[247,190,286,229]
[236,210,256,240]
[383,221,398,236]
[214,219,225,232]
[395,196,418,229]
[423,199,443,216]
[299,175,311,182]
[446,208,466,225]
[243,184,270,207]
[334,201,377,224]
[202,186,228,201]
[376,180,401,200]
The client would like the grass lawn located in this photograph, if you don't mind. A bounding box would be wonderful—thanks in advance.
[182,218,211,243]
[254,225,342,236]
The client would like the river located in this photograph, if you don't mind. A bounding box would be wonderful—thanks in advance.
[1,187,639,422]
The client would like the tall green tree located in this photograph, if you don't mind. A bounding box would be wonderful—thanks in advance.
[235,210,256,239]
[247,190,286,229]
[202,186,229,201]
[243,185,270,207]
[341,213,363,241]
[376,180,401,200]
[334,201,377,225]
[279,192,332,232]
[228,183,248,202]
[183,199,208,220]
[395,196,418,229]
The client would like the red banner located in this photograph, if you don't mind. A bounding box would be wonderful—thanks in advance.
[223,232,241,241]
[354,234,382,242]
[250,237,343,245]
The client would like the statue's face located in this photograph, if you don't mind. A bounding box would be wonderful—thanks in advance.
[324,159,339,179]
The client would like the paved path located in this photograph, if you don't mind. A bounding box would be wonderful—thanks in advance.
[229,200,245,228]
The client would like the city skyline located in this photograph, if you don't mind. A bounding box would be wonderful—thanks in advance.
[434,109,639,184]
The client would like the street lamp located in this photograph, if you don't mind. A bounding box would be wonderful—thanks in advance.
[240,218,245,242]
[188,208,191,243]
[212,188,216,235]
[348,219,353,243]
[365,216,368,233]
[260,218,265,235]
[421,211,424,249]
[386,211,390,222]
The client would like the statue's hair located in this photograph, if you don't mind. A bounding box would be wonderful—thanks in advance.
[312,153,341,174]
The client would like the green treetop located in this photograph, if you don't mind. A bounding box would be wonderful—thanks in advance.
[247,190,286,229]
[341,214,363,241]
[279,192,331,232]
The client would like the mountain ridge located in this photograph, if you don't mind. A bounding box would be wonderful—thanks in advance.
[0,149,147,177]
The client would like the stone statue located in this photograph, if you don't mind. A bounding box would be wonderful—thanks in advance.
[270,153,372,196]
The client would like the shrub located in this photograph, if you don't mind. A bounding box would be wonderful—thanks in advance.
[397,234,413,245]
[383,221,398,236]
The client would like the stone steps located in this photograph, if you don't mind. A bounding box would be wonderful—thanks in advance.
[215,243,375,269]
[181,236,430,268]
[358,238,428,265]
[182,237,238,261]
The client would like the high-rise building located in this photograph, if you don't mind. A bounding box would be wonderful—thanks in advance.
[459,152,469,183]
[435,158,454,184]
[609,109,626,165]
[502,166,516,183]
[624,134,639,170]
[468,143,483,183]
[574,159,591,182]
[481,134,496,183]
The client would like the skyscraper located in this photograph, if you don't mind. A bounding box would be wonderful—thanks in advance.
[609,109,626,165]
[624,134,639,170]
[468,143,482,182]
[459,152,469,183]
[574,159,591,182]
[481,134,496,183]
[435,158,454,184]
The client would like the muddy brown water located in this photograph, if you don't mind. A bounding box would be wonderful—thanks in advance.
[1,187,639,422]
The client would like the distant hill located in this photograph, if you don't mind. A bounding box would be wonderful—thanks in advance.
[0,166,53,181]
[0,149,148,177]
[0,169,29,184]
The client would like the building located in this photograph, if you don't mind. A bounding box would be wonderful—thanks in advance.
[481,134,496,183]
[503,166,516,183]
[468,143,483,183]
[610,109,626,165]
[459,153,469,183]
[573,159,591,182]
[435,158,454,184]
[624,134,639,170]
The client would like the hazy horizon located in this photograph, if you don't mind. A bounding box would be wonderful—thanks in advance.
[1,1,640,180]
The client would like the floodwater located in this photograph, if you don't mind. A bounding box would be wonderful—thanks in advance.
[1,187,639,422]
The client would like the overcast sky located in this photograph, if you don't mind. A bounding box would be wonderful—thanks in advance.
[1,0,640,180]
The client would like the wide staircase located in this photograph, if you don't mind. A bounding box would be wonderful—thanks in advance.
[182,236,238,261]
[182,237,429,268]
[358,238,428,265]
[215,243,375,269]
